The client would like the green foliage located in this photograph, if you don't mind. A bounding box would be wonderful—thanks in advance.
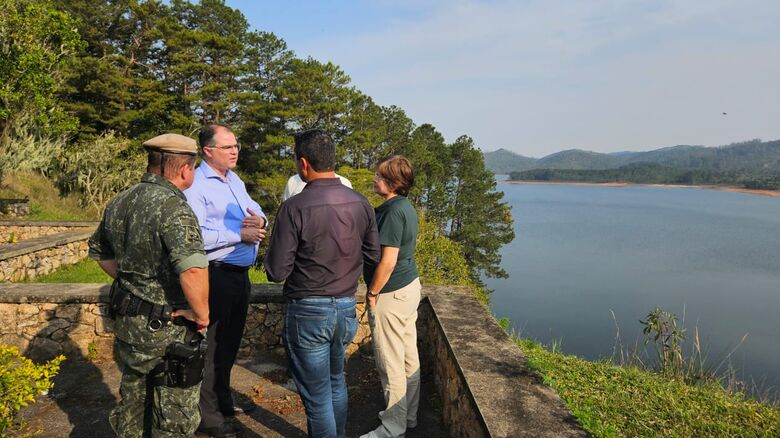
[447,136,515,280]
[516,338,780,437]
[86,341,98,361]
[0,345,64,435]
[35,0,515,291]
[56,132,145,214]
[640,307,686,378]
[0,112,67,181]
[0,0,82,185]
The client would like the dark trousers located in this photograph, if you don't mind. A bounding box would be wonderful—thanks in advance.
[199,264,250,428]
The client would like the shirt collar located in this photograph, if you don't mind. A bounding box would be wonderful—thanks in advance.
[199,161,232,181]
[140,173,186,200]
[304,177,342,188]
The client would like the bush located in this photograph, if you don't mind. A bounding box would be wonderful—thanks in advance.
[56,132,145,214]
[0,345,64,435]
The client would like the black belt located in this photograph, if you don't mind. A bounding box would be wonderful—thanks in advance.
[209,260,250,272]
[112,287,186,332]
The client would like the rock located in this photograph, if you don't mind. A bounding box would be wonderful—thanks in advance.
[264,312,281,327]
[27,337,63,362]
[0,334,29,352]
[29,318,70,338]
[0,305,17,334]
[39,303,59,321]
[69,323,95,336]
[260,329,279,347]
[56,304,82,322]
[95,316,114,335]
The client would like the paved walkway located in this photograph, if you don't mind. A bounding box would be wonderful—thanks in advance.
[19,345,443,437]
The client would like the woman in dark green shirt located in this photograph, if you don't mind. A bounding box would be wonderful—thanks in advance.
[361,155,421,438]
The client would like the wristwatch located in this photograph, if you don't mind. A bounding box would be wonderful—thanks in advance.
[366,290,379,298]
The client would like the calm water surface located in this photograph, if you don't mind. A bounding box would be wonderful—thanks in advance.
[485,181,780,395]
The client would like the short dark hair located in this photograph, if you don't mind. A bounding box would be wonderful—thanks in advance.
[293,129,335,172]
[198,124,232,148]
[376,155,414,197]
[147,151,196,176]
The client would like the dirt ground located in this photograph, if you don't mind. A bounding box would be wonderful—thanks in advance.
[18,344,443,437]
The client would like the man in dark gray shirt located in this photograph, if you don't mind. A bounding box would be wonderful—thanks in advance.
[265,129,380,438]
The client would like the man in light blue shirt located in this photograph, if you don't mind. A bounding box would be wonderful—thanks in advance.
[185,124,266,438]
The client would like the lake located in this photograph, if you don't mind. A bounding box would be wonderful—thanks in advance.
[485,181,780,397]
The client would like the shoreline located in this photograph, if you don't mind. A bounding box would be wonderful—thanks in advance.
[500,180,780,197]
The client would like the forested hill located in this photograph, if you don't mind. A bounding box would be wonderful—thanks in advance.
[485,140,780,189]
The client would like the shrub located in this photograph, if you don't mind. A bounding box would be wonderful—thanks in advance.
[0,345,64,435]
[56,131,145,214]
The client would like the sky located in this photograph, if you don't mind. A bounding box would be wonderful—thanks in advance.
[227,0,780,157]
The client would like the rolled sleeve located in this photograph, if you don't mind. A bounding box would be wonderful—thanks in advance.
[173,252,209,274]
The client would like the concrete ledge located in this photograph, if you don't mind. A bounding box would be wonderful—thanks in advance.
[0,283,359,304]
[422,286,587,437]
[0,229,95,260]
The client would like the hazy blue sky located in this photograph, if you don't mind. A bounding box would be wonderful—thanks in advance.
[227,0,780,157]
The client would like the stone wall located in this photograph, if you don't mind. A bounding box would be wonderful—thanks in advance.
[0,222,96,282]
[0,199,30,218]
[0,284,371,365]
[0,221,96,245]
[1,240,90,282]
[0,301,115,362]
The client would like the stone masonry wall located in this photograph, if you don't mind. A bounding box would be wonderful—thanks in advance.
[0,288,371,366]
[1,225,74,244]
[0,302,115,362]
[418,300,487,438]
[0,200,30,218]
[0,240,88,282]
[0,222,97,245]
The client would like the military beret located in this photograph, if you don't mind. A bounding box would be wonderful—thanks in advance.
[142,133,197,155]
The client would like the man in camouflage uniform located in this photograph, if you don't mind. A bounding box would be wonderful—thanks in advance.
[89,133,210,437]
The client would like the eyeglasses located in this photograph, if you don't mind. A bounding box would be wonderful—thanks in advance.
[206,144,241,151]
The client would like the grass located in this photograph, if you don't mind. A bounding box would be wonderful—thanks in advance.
[28,258,111,283]
[1,171,96,221]
[31,258,270,284]
[516,337,780,437]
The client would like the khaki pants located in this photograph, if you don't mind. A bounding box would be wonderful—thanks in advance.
[367,278,422,438]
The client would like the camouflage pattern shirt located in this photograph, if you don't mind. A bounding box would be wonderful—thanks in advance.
[89,173,208,308]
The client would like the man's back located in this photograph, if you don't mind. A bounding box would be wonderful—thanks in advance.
[90,173,203,306]
[265,177,379,298]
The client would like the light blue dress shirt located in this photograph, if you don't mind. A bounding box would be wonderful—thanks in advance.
[184,162,266,266]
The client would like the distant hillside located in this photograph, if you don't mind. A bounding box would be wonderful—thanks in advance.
[537,149,622,170]
[482,148,537,173]
[510,164,780,190]
[484,139,780,175]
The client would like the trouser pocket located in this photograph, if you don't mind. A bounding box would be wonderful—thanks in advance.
[293,313,333,349]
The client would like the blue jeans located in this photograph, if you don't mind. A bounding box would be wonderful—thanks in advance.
[284,296,358,438]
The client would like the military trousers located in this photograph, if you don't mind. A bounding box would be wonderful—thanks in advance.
[111,323,201,437]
